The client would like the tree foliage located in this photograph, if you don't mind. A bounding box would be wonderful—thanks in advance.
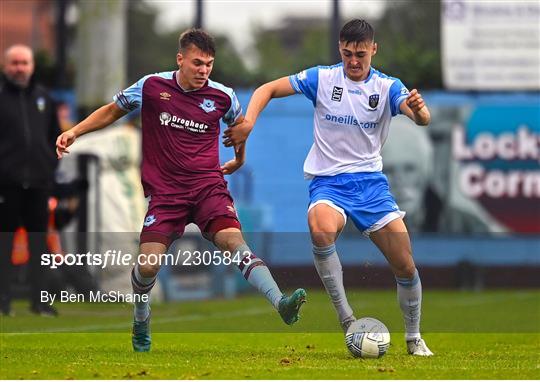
[252,18,332,84]
[211,35,253,87]
[127,1,181,84]
[372,0,442,89]
[124,0,442,89]
[127,0,251,87]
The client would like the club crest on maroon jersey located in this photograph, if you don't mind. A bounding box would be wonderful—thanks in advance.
[199,99,217,113]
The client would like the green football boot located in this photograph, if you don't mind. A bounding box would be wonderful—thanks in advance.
[132,311,151,352]
[278,288,307,325]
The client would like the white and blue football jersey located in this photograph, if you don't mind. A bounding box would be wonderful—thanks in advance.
[289,64,409,179]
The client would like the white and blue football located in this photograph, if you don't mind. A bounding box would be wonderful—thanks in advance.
[345,317,391,358]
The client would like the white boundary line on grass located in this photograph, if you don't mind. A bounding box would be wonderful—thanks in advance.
[2,307,270,335]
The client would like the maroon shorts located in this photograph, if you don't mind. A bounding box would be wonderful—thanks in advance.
[140,180,241,246]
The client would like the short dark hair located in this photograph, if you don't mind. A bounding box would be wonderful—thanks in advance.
[178,28,216,56]
[339,19,374,44]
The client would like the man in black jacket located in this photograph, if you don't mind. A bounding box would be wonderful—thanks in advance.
[0,44,61,316]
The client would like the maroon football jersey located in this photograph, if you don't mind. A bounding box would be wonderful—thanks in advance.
[114,71,242,196]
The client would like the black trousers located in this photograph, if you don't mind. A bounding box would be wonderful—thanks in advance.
[0,186,50,306]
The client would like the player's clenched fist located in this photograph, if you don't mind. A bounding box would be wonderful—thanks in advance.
[56,130,76,159]
[405,89,425,113]
[222,118,253,147]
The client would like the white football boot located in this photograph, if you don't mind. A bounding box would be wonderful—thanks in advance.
[407,338,434,356]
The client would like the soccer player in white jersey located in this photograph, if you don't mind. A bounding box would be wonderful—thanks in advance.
[223,19,433,356]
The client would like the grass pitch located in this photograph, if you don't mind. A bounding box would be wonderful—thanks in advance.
[1,289,539,379]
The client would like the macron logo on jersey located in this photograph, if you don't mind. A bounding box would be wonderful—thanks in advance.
[324,114,378,129]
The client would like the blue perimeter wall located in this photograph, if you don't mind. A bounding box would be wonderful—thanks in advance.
[218,91,540,266]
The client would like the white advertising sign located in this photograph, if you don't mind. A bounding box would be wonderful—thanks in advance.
[442,0,540,90]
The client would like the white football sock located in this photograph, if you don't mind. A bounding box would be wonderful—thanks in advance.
[235,243,283,309]
[396,268,422,341]
[131,264,155,322]
[313,244,354,324]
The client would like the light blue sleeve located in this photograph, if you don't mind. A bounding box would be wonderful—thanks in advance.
[288,66,319,105]
[207,79,243,126]
[222,90,243,126]
[113,75,152,112]
[389,78,409,117]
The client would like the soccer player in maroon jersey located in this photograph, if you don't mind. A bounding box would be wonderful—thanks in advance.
[56,29,306,352]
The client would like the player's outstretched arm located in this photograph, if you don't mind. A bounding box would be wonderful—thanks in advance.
[56,102,127,159]
[221,115,247,175]
[221,142,246,175]
[400,89,431,126]
[222,77,295,147]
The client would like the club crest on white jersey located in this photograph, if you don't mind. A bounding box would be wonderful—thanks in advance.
[289,64,409,179]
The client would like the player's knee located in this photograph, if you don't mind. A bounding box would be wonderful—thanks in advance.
[214,231,245,253]
[223,237,245,253]
[310,231,336,247]
[394,262,416,279]
[208,218,243,251]
[138,262,160,278]
[403,264,416,279]
[308,218,341,247]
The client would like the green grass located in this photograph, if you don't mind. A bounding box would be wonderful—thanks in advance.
[1,290,539,379]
